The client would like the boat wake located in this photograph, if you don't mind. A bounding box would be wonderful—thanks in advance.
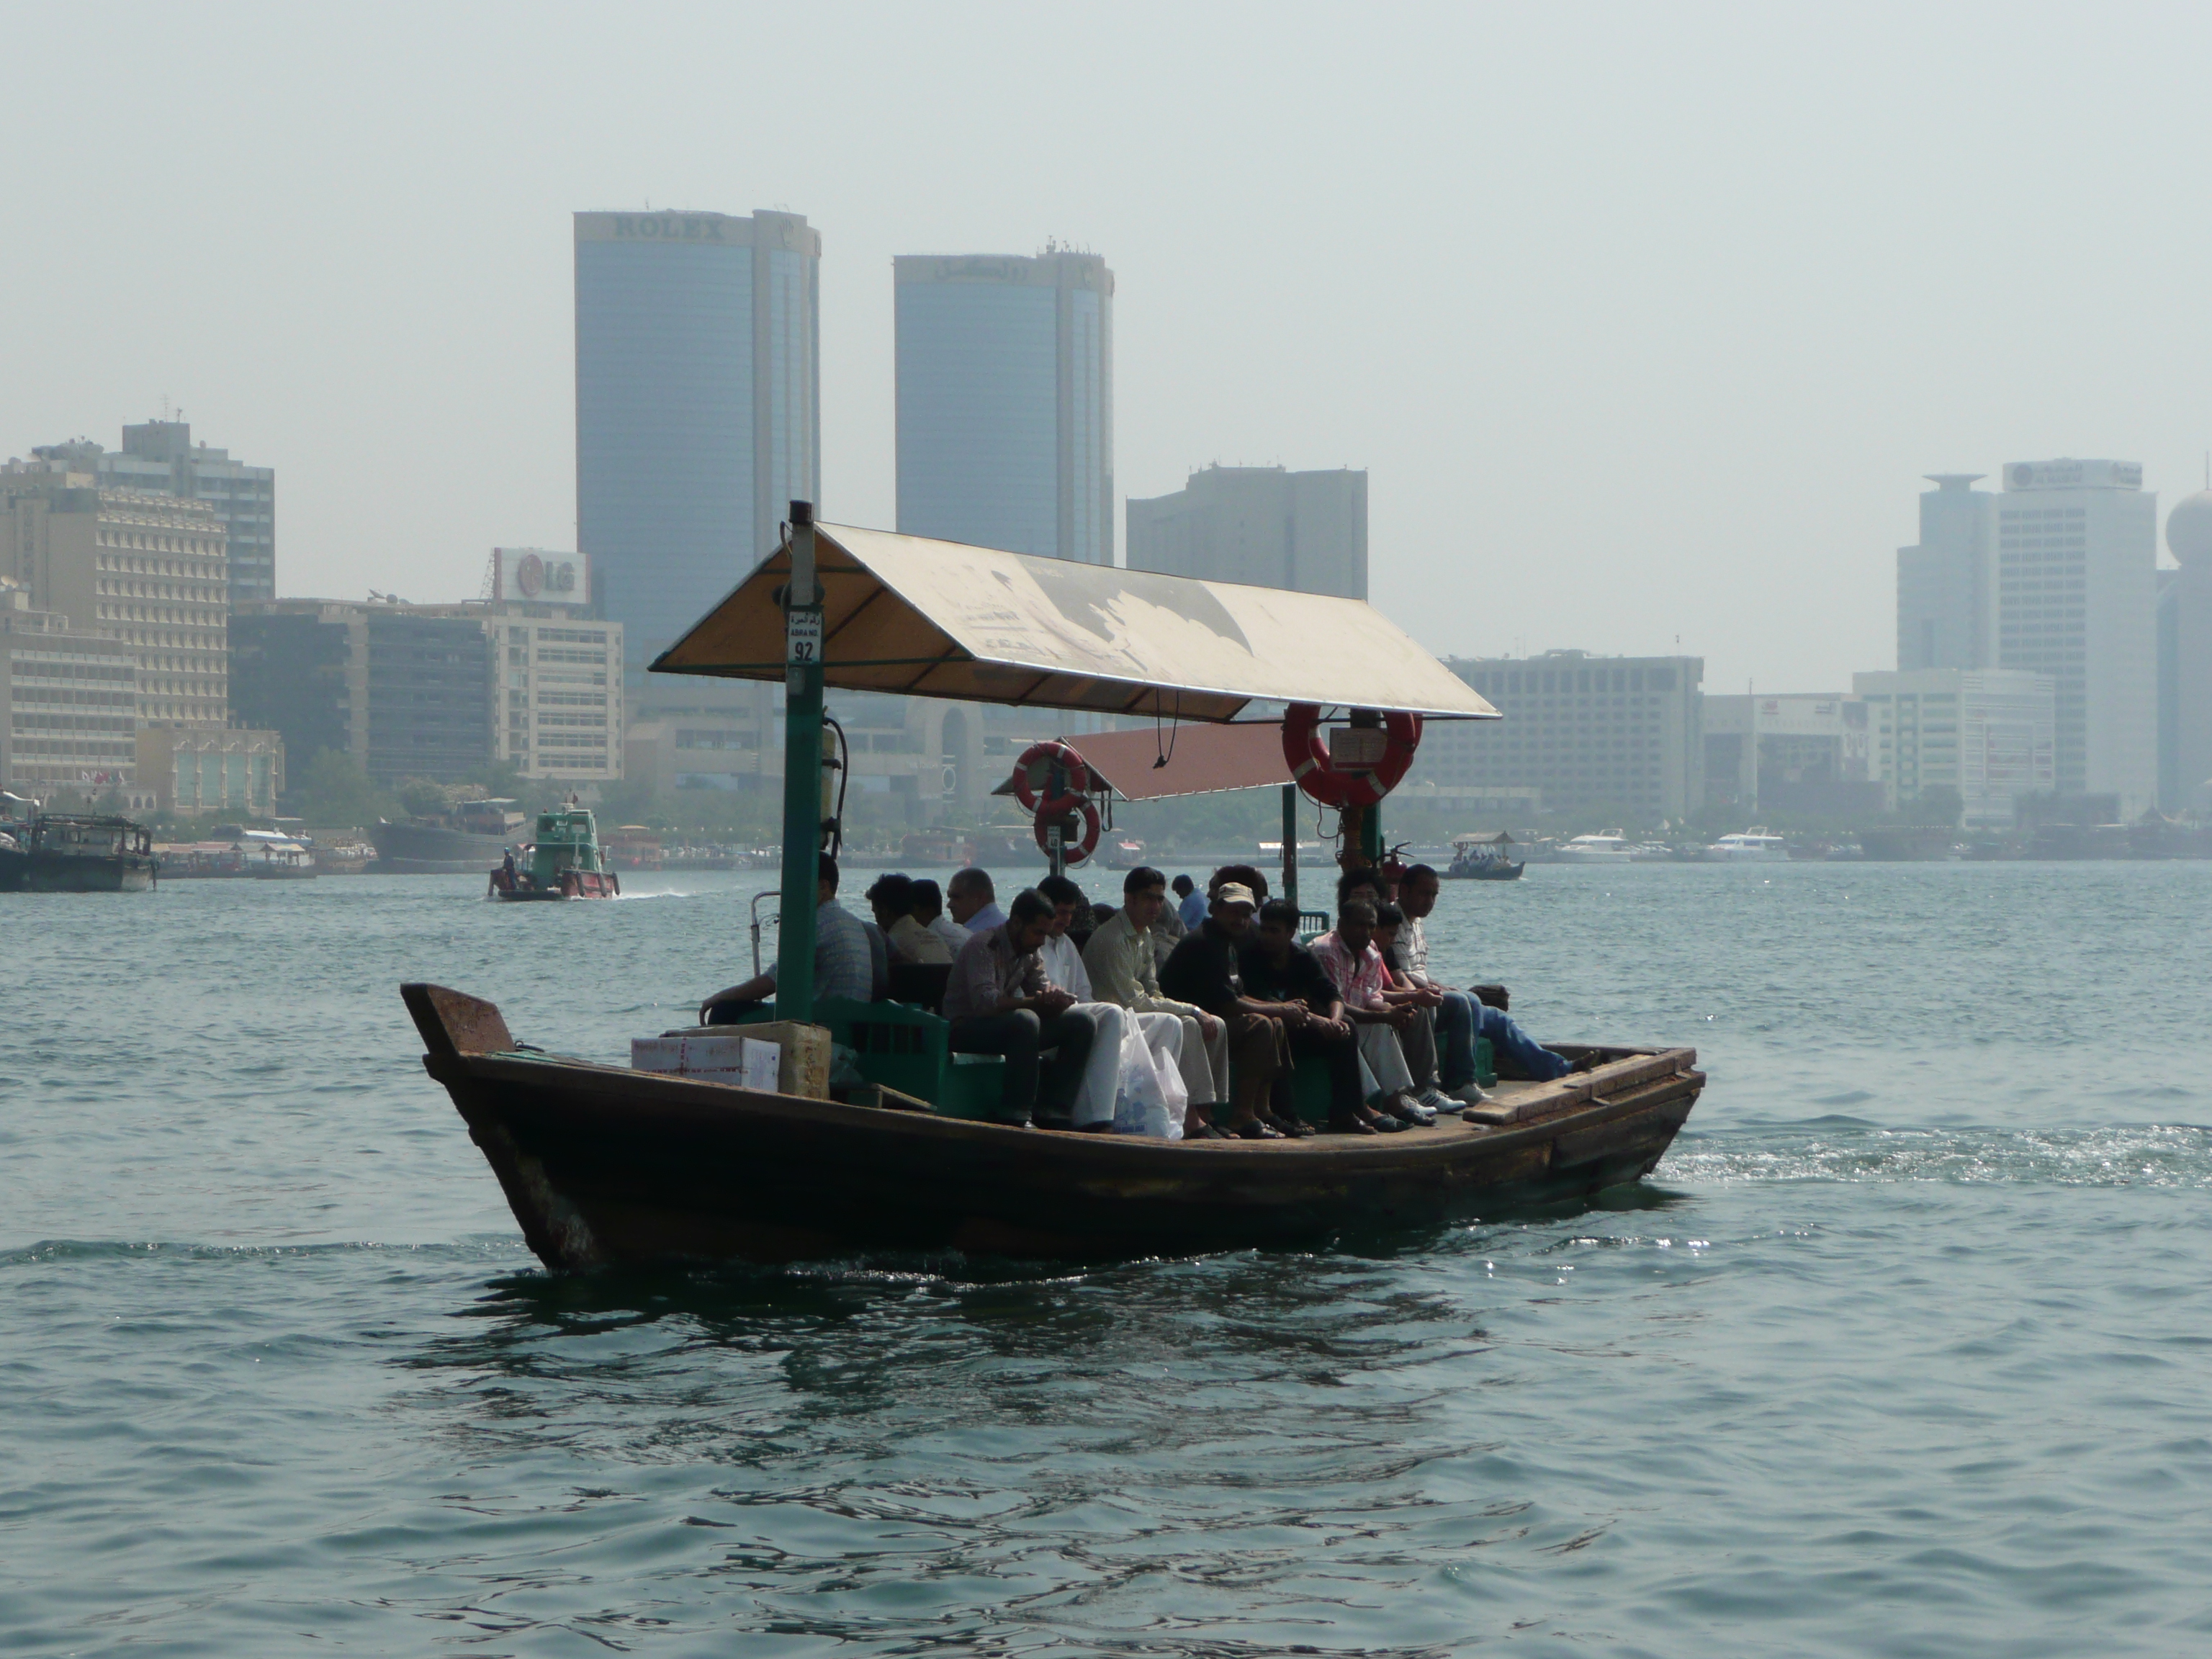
[1666,1120,2212,1189]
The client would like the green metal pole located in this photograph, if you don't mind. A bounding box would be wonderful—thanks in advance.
[1280,783,1299,913]
[775,503,824,1027]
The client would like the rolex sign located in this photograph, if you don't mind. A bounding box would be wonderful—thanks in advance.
[493,549,588,606]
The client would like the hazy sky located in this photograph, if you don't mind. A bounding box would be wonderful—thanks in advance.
[4,2,2207,694]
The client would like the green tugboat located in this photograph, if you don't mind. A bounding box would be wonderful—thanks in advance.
[487,803,619,900]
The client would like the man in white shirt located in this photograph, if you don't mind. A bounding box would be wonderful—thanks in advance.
[1033,873,1143,1129]
[1080,865,1226,1115]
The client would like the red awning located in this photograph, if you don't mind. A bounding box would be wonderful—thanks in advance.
[995,723,1293,804]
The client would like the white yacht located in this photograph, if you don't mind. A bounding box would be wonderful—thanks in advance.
[1555,830,1636,865]
[1703,828,1792,863]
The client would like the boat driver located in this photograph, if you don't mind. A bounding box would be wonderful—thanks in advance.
[699,853,874,1023]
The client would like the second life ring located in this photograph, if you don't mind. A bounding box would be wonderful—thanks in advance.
[1012,740,1092,814]
[1033,797,1102,866]
[1280,705,1423,809]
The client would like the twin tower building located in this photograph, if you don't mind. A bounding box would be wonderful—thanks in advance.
[573,209,1365,682]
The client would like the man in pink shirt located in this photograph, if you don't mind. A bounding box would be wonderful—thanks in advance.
[1308,898,1434,1127]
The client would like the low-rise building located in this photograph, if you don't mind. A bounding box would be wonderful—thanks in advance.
[1851,669,2056,826]
[1701,693,1878,819]
[135,724,284,818]
[1410,650,1704,824]
[0,582,140,800]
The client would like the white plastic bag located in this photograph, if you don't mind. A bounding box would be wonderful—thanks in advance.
[1112,1018,1186,1139]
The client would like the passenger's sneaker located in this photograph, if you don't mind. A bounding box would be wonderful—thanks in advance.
[1386,1094,1435,1126]
[1414,1085,1456,1115]
[1447,1082,1492,1105]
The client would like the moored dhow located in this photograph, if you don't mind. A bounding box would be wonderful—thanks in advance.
[408,508,1705,1268]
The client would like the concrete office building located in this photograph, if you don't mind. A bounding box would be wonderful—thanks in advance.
[1897,473,1997,670]
[1853,669,2056,827]
[235,557,621,793]
[1995,459,2157,817]
[1,464,228,726]
[1411,650,1704,823]
[31,423,276,607]
[1702,693,1878,819]
[575,210,819,668]
[2162,488,2212,809]
[0,580,140,799]
[895,249,1112,565]
[1126,465,1367,598]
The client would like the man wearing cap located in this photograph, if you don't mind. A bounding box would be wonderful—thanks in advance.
[1158,881,1305,1138]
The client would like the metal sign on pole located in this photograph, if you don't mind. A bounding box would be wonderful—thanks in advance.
[775,503,825,1026]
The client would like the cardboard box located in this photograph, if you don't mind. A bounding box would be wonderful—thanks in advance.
[631,1031,779,1092]
[740,1020,833,1100]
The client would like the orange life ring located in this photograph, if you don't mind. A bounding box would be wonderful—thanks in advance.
[1280,705,1423,809]
[1033,797,1102,866]
[1012,740,1091,814]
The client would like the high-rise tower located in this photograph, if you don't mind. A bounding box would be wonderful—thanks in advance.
[2162,484,2212,807]
[894,250,1112,564]
[1995,459,2157,814]
[1897,473,1995,670]
[574,210,819,666]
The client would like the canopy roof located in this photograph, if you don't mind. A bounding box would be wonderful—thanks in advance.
[991,724,1295,804]
[653,523,1498,724]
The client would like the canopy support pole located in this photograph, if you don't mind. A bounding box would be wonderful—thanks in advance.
[775,503,824,1027]
[1280,785,1299,912]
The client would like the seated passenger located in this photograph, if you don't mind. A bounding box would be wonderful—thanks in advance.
[1172,873,1208,932]
[948,867,1006,934]
[1395,861,1574,1095]
[911,878,970,958]
[942,889,1102,1130]
[1158,882,1300,1138]
[1239,899,1393,1135]
[1339,866,1447,1110]
[1372,900,1458,1116]
[869,872,952,965]
[1082,866,1228,1125]
[1034,873,1133,1130]
[700,853,873,1022]
[1308,898,1435,1127]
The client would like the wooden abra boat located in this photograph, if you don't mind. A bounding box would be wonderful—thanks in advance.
[405,983,1702,1267]
[0,812,158,892]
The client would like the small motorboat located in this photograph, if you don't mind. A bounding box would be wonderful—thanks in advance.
[1553,830,1635,865]
[488,805,620,900]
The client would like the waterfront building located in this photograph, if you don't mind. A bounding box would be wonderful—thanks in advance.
[135,724,283,818]
[1851,669,2056,827]
[2162,487,2212,809]
[1897,473,1996,670]
[1701,694,1878,819]
[1125,465,1367,599]
[235,559,621,791]
[575,209,819,668]
[0,464,229,725]
[0,580,140,800]
[895,248,1112,564]
[1409,649,1704,823]
[1995,459,2157,817]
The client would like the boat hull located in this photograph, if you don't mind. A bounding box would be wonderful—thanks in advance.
[372,820,514,875]
[1,850,156,892]
[403,984,1702,1269]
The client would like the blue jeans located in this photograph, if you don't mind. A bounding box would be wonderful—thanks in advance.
[1435,990,1570,1084]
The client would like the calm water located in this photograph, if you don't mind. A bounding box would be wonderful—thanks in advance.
[5,862,2211,1656]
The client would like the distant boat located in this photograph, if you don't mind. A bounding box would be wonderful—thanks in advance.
[373,799,525,875]
[0,812,158,893]
[1554,830,1635,866]
[1702,829,1791,863]
[900,828,961,868]
[1100,835,1146,870]
[488,805,619,900]
[1443,832,1524,881]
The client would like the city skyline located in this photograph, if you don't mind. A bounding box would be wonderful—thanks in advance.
[6,8,2212,698]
